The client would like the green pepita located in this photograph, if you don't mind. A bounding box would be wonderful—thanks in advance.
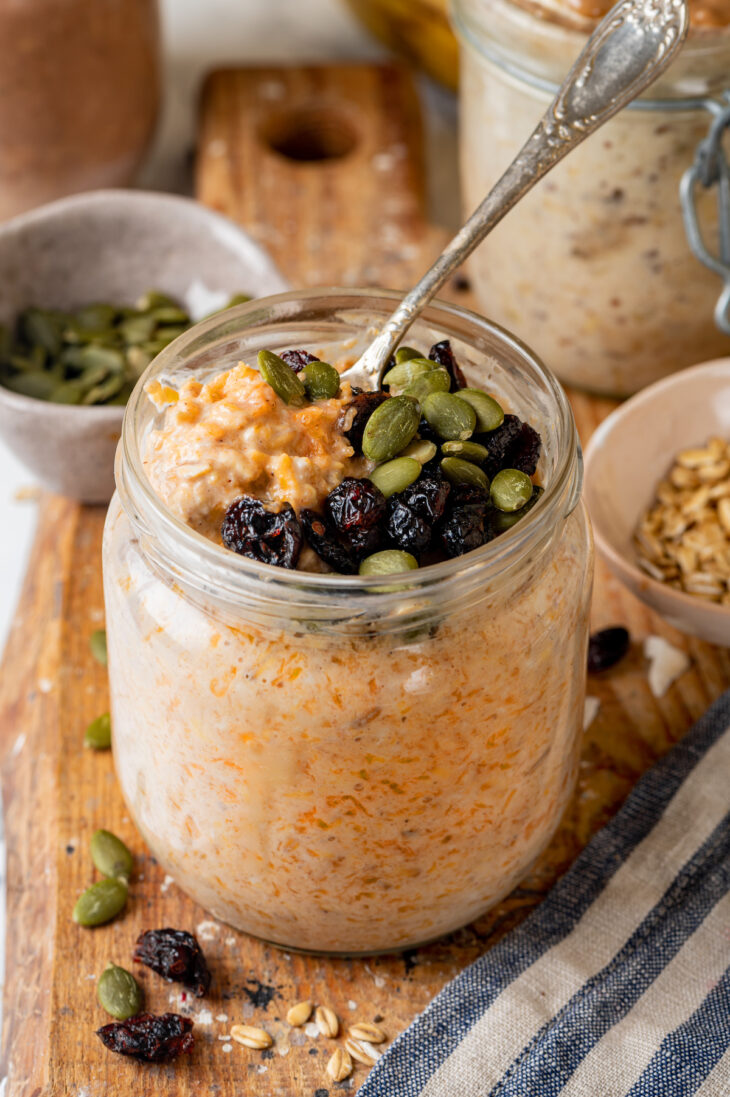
[90,829,134,883]
[403,368,451,403]
[394,345,422,364]
[84,712,112,751]
[369,456,421,498]
[148,306,190,325]
[78,345,126,376]
[382,357,435,391]
[491,485,544,533]
[397,438,438,464]
[82,373,125,405]
[441,440,488,465]
[119,314,156,346]
[258,349,307,406]
[359,550,419,576]
[125,346,153,379]
[50,380,85,405]
[490,468,534,512]
[361,395,420,464]
[4,371,56,400]
[136,290,179,312]
[20,308,64,356]
[75,304,117,332]
[72,877,128,927]
[223,292,252,310]
[440,456,490,492]
[456,389,505,433]
[90,628,108,666]
[302,360,340,401]
[97,963,143,1020]
[422,392,477,441]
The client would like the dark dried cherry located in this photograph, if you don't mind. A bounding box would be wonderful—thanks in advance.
[96,1012,194,1062]
[325,477,386,559]
[439,483,493,558]
[476,414,542,479]
[221,496,302,569]
[386,476,451,555]
[134,928,211,997]
[300,509,358,574]
[429,339,467,391]
[338,391,389,454]
[587,627,630,673]
[279,349,319,373]
[510,420,542,476]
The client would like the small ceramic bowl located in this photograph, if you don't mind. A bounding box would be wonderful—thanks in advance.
[0,189,287,503]
[584,358,730,647]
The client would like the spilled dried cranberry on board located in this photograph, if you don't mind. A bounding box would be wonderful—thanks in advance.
[587,627,630,673]
[96,1012,194,1062]
[134,928,211,997]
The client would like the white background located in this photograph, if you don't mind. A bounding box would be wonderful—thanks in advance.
[0,0,459,652]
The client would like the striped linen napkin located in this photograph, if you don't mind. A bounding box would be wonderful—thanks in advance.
[360,691,730,1097]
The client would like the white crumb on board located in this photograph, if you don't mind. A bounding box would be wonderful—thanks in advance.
[196,919,220,941]
[225,936,237,947]
[583,697,600,730]
[10,733,25,758]
[277,1044,291,1056]
[364,964,386,988]
[222,1043,232,1053]
[196,1009,214,1025]
[217,1033,231,1040]
[160,874,174,894]
[644,635,691,698]
[304,1021,320,1039]
[216,1013,228,1023]
[347,1000,358,1011]
[256,1065,269,1074]
[38,679,52,694]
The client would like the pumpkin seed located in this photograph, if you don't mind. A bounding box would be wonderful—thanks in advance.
[50,380,85,405]
[359,550,419,576]
[490,468,534,512]
[136,290,178,311]
[148,306,190,325]
[223,292,252,309]
[369,456,421,498]
[422,392,476,441]
[119,314,156,346]
[361,395,420,463]
[84,712,112,751]
[441,456,489,492]
[97,963,143,1020]
[4,372,56,400]
[491,485,543,533]
[72,877,127,927]
[90,625,107,664]
[78,345,125,375]
[395,345,422,364]
[125,346,153,379]
[457,389,504,433]
[20,308,64,355]
[382,357,435,391]
[302,360,340,401]
[441,440,488,465]
[8,352,41,373]
[75,304,117,331]
[403,368,451,403]
[258,349,307,406]
[397,438,437,464]
[90,829,134,883]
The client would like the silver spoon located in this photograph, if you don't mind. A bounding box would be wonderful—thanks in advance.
[347,0,690,390]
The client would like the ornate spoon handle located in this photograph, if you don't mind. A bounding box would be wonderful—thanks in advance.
[353,0,690,386]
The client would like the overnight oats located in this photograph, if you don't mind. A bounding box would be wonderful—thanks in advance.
[103,290,593,954]
[454,0,730,396]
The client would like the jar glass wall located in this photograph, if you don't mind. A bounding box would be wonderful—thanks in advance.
[103,289,593,954]
[454,0,730,396]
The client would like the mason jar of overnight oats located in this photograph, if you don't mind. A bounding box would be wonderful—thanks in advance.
[103,289,592,954]
[453,0,730,396]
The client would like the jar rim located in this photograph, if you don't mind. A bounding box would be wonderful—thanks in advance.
[117,287,580,616]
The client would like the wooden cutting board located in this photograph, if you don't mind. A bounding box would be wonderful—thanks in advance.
[1,63,729,1097]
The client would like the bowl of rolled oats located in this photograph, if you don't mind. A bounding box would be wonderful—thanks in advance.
[584,358,730,647]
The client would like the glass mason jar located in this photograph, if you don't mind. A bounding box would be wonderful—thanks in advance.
[103,289,593,954]
[453,0,730,396]
[0,0,160,220]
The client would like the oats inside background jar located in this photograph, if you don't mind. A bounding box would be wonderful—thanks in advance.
[634,437,730,604]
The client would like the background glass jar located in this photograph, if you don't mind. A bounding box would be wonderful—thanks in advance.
[453,0,730,396]
[104,289,593,954]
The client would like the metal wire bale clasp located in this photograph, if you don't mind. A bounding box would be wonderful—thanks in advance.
[680,96,730,335]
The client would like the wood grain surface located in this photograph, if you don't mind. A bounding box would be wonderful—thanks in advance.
[1,63,728,1097]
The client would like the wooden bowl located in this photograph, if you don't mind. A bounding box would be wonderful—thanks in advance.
[584,358,730,646]
[0,190,287,503]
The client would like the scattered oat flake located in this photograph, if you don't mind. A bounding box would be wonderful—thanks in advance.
[644,635,691,698]
[304,1021,320,1039]
[216,1013,228,1023]
[160,874,174,894]
[195,1010,213,1025]
[196,920,220,941]
[347,1000,358,1011]
[583,697,601,730]
[10,733,26,758]
[222,1043,232,1053]
[38,678,52,693]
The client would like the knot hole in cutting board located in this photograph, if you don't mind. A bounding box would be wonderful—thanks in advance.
[261,105,358,163]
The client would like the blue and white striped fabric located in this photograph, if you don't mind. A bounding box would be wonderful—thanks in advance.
[360,691,730,1097]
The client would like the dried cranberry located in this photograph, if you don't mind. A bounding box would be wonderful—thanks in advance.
[279,349,319,373]
[510,421,542,476]
[587,627,630,673]
[429,339,467,391]
[386,476,451,555]
[96,1013,194,1062]
[439,484,493,558]
[477,414,524,478]
[325,478,386,559]
[221,496,302,569]
[301,509,358,574]
[338,391,389,453]
[134,928,211,997]
[416,416,442,446]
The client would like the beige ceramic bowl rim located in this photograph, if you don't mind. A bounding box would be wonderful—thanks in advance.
[584,356,730,624]
[0,188,282,422]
